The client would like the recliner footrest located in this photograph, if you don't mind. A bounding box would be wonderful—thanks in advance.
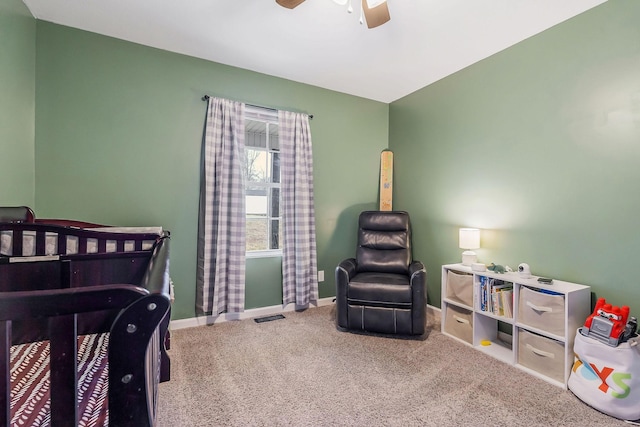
[346,298,411,309]
[347,304,413,335]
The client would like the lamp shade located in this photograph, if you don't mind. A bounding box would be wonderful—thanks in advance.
[459,228,480,250]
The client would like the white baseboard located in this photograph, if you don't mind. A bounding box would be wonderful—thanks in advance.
[171,299,441,331]
[170,296,335,330]
[426,304,440,319]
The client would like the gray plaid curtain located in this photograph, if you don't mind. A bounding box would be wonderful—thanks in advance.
[196,97,246,315]
[279,111,318,309]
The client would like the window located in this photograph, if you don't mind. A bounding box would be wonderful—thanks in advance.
[245,107,281,254]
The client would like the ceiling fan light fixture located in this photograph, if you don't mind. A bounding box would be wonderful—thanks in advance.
[362,0,390,29]
[365,0,386,8]
[332,0,348,5]
[275,0,306,9]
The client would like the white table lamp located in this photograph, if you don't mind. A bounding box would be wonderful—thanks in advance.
[459,228,480,266]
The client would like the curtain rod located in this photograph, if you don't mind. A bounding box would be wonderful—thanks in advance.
[201,95,313,120]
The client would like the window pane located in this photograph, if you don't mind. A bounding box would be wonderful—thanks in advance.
[246,186,267,216]
[270,124,279,150]
[246,149,267,182]
[270,188,280,217]
[270,219,280,250]
[245,120,267,148]
[271,152,280,184]
[246,218,268,251]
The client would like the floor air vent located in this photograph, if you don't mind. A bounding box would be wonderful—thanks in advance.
[254,314,286,323]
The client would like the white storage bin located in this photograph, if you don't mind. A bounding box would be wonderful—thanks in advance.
[445,270,473,307]
[444,304,473,344]
[518,286,565,336]
[569,329,640,421]
[518,329,565,383]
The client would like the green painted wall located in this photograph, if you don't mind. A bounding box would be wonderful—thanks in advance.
[390,0,640,311]
[31,1,634,321]
[0,0,35,205]
[34,22,388,319]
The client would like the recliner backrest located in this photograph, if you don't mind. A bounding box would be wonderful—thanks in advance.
[356,211,411,274]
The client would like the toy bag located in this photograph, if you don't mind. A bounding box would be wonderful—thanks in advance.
[568,328,640,421]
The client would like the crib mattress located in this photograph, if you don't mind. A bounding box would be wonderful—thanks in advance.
[10,333,110,427]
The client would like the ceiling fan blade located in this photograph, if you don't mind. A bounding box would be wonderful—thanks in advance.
[276,0,306,9]
[361,0,390,29]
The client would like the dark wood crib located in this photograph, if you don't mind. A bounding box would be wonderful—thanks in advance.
[0,214,171,426]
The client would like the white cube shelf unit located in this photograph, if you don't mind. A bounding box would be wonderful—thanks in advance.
[441,263,591,388]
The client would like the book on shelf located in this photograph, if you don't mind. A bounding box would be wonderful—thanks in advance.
[477,276,513,317]
[501,288,513,318]
[490,281,513,317]
[478,276,489,312]
[491,291,502,316]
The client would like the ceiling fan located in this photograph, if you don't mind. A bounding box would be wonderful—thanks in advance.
[275,0,391,29]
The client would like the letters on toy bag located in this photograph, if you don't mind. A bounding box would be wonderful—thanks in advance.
[568,328,640,421]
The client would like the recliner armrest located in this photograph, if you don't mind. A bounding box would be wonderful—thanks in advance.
[335,258,357,329]
[409,260,427,335]
[409,260,426,280]
[336,258,357,281]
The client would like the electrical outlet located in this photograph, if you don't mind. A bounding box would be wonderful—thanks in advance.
[318,270,324,282]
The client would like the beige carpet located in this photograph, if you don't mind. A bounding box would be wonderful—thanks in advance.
[156,306,627,426]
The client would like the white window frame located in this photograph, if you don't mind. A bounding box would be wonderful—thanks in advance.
[245,106,282,257]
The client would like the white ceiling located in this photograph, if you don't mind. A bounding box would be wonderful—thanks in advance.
[22,0,607,103]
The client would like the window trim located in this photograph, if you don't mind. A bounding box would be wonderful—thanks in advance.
[246,249,282,259]
[245,105,281,257]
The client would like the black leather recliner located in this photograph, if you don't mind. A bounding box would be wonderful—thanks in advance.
[335,211,426,335]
